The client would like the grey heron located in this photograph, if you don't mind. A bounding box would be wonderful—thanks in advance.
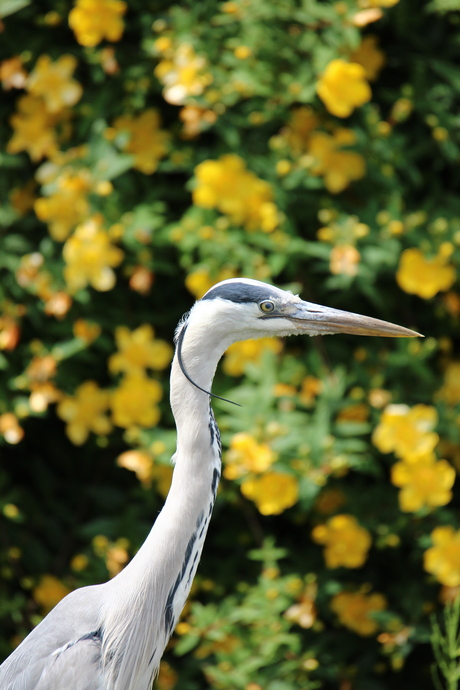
[0,277,419,690]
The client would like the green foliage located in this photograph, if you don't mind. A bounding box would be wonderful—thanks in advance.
[1,0,460,688]
[431,597,460,690]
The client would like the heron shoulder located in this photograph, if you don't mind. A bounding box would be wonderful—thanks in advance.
[0,584,105,689]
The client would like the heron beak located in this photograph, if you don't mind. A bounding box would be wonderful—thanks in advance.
[285,300,422,338]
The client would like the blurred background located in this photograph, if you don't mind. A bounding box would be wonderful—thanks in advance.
[1,0,460,688]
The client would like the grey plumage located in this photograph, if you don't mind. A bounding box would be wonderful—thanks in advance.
[0,278,419,690]
[2,586,104,689]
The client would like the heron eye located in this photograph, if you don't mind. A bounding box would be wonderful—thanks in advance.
[259,300,275,313]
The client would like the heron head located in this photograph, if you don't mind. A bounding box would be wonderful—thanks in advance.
[173,278,420,407]
[197,277,420,340]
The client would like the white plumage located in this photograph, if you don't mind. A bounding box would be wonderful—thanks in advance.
[0,278,418,690]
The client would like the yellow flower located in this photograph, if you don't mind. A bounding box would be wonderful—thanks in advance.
[337,403,369,423]
[0,315,20,351]
[109,325,173,376]
[73,319,102,343]
[3,504,20,520]
[369,388,392,409]
[0,56,27,90]
[7,95,60,161]
[155,661,178,690]
[330,245,361,276]
[308,129,366,193]
[222,1,240,13]
[317,59,372,118]
[98,46,120,75]
[386,218,403,235]
[154,37,173,53]
[110,374,163,428]
[424,526,460,586]
[391,454,455,512]
[234,45,252,59]
[112,110,169,174]
[105,538,129,577]
[26,354,57,382]
[57,380,112,445]
[63,216,124,292]
[389,97,413,124]
[437,362,460,405]
[129,266,154,295]
[377,627,412,656]
[0,413,24,445]
[34,170,91,241]
[194,632,240,660]
[276,160,291,176]
[69,0,127,47]
[185,268,215,299]
[273,383,297,397]
[151,464,173,498]
[299,375,322,406]
[93,534,109,555]
[279,106,319,155]
[284,583,317,629]
[193,154,280,232]
[350,36,386,81]
[70,554,89,571]
[312,514,372,568]
[443,292,460,317]
[179,105,218,139]
[33,575,70,614]
[241,472,299,515]
[318,215,369,244]
[10,180,37,215]
[44,289,73,318]
[331,590,387,636]
[29,382,62,413]
[284,601,316,629]
[185,267,237,299]
[372,404,439,462]
[396,247,456,299]
[27,55,82,113]
[361,0,399,6]
[30,272,54,304]
[223,338,283,376]
[224,432,277,479]
[117,450,153,486]
[154,43,213,105]
[14,252,46,290]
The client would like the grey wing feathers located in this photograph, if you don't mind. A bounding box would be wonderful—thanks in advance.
[13,633,102,690]
[0,584,105,690]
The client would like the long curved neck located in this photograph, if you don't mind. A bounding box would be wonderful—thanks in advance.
[101,313,230,690]
[170,319,232,442]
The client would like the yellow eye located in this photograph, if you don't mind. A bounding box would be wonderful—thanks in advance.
[259,300,275,313]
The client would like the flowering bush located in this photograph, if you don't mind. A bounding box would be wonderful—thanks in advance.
[1,0,460,688]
